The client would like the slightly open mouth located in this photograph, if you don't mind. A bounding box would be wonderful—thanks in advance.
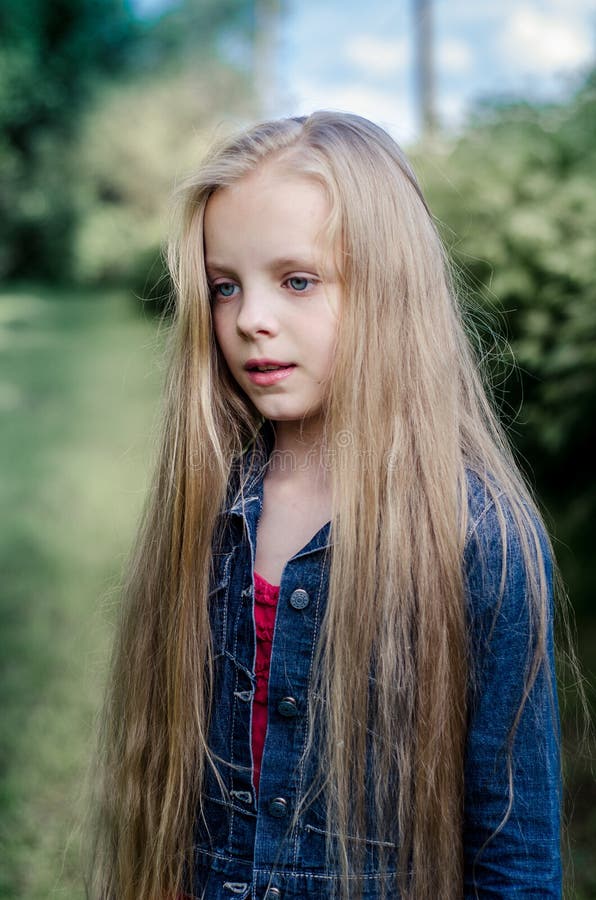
[245,364,297,385]
[246,364,295,372]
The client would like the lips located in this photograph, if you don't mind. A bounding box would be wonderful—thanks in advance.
[244,359,297,386]
[245,358,295,372]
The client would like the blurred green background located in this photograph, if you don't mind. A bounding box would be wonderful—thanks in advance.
[0,1,594,897]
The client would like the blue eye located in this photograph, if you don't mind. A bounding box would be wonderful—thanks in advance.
[287,277,310,291]
[212,282,237,299]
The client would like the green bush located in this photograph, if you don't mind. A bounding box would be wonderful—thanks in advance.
[71,64,255,295]
[414,70,596,615]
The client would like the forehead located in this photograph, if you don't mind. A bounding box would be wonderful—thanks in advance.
[203,163,335,266]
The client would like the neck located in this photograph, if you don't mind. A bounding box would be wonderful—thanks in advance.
[267,418,331,487]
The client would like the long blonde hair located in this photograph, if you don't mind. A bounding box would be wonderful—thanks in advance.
[87,111,560,899]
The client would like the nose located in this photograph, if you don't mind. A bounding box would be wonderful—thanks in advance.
[235,286,279,338]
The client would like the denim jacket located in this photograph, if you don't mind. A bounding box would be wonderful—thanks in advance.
[192,423,562,899]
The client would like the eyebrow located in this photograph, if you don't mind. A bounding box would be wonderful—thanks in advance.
[205,256,321,276]
[268,256,319,271]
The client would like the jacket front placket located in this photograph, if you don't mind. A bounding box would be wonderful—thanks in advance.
[221,449,333,893]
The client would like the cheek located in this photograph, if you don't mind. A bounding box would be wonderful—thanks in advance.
[212,309,233,361]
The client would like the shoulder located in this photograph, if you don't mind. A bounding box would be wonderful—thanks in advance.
[463,468,553,618]
[461,469,558,717]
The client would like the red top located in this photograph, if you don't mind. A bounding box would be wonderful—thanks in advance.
[252,570,280,795]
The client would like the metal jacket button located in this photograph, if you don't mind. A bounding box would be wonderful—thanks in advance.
[268,797,288,818]
[277,696,298,717]
[289,588,309,609]
[264,889,282,899]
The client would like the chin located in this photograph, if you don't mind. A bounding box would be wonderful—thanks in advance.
[257,410,300,423]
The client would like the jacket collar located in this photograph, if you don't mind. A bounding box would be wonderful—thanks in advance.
[224,418,274,517]
[223,418,332,558]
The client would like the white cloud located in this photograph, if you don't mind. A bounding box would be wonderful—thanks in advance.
[548,0,596,13]
[438,38,473,73]
[344,35,411,77]
[439,92,470,129]
[442,0,596,30]
[280,78,417,143]
[501,6,593,72]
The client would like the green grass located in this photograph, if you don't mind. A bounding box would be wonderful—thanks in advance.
[0,286,163,899]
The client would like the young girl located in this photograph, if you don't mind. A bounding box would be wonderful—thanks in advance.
[89,112,563,899]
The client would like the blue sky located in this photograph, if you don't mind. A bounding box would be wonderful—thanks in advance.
[134,0,596,143]
[269,0,596,142]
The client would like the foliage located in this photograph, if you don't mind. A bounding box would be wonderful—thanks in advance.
[414,69,596,613]
[0,0,140,278]
[71,61,255,297]
[0,0,257,281]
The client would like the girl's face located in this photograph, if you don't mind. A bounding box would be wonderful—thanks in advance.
[204,162,340,437]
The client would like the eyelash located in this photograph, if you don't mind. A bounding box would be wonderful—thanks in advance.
[209,276,318,300]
